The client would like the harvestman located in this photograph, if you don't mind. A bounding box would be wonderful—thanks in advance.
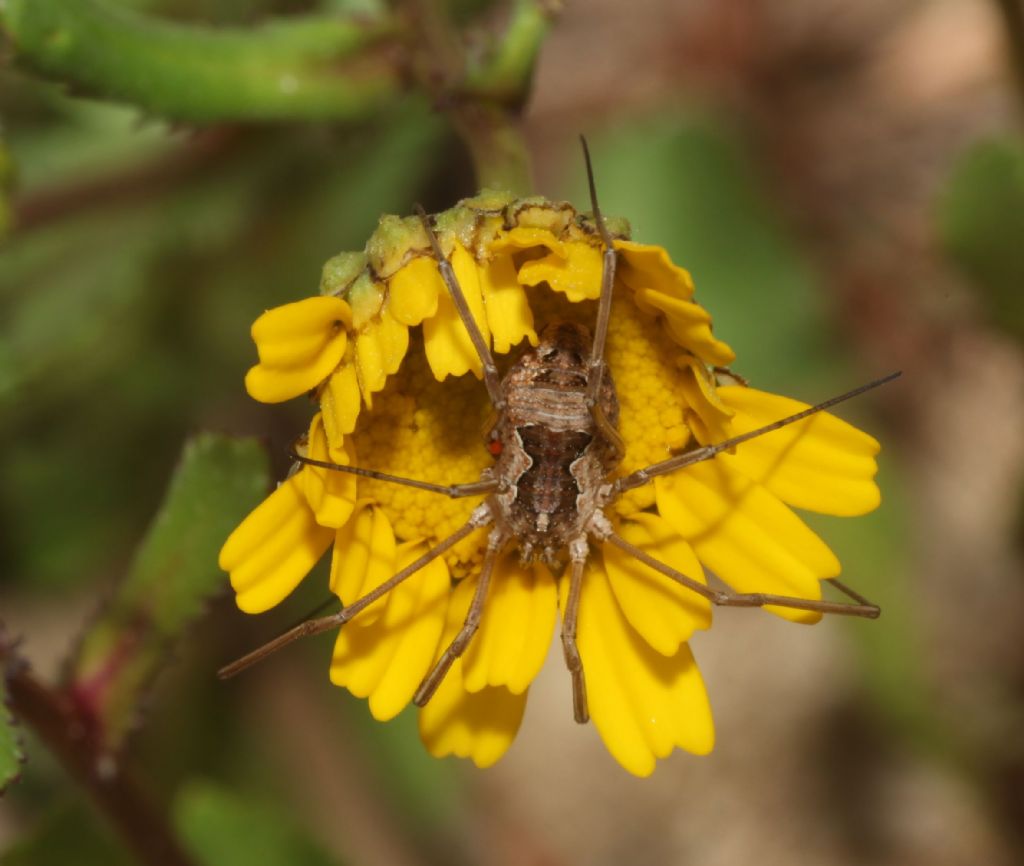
[220,140,899,723]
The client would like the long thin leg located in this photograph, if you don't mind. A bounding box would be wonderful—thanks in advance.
[562,545,589,723]
[413,531,505,706]
[579,137,624,460]
[828,578,874,606]
[218,508,492,679]
[290,451,500,499]
[614,371,902,495]
[415,205,506,413]
[602,531,880,618]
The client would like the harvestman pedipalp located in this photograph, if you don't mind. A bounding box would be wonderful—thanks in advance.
[219,139,899,724]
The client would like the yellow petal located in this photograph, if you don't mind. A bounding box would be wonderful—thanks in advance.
[479,254,537,354]
[717,386,881,516]
[388,256,442,326]
[615,240,695,300]
[301,414,357,529]
[517,242,603,303]
[330,540,449,721]
[220,474,333,614]
[251,296,352,366]
[602,513,711,656]
[462,555,557,694]
[329,503,397,626]
[418,576,527,768]
[321,364,362,448]
[677,356,734,445]
[355,321,386,403]
[354,308,411,405]
[655,460,840,623]
[376,308,411,376]
[488,226,565,257]
[572,562,714,777]
[422,243,490,380]
[245,355,339,404]
[245,297,350,403]
[635,288,735,366]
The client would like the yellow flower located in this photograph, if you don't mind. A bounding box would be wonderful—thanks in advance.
[221,192,882,776]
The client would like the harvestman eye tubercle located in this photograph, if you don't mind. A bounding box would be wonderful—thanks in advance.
[219,138,900,727]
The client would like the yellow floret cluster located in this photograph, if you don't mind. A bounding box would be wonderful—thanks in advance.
[352,343,492,576]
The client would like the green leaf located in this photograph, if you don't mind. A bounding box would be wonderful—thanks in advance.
[1,0,402,123]
[939,137,1024,342]
[64,434,269,754]
[175,780,341,866]
[0,665,25,794]
[0,802,136,866]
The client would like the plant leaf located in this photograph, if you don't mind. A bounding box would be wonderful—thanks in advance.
[64,434,269,755]
[1,0,402,122]
[175,781,341,866]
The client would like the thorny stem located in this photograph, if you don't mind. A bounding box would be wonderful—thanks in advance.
[0,641,196,866]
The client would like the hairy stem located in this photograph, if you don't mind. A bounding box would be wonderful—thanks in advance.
[2,646,195,866]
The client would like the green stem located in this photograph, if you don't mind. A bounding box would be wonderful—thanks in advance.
[449,102,533,193]
[0,0,403,122]
[463,0,555,103]
[402,0,545,194]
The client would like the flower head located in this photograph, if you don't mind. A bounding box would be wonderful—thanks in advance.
[220,191,882,776]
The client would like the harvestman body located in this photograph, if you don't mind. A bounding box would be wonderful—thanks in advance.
[220,141,899,724]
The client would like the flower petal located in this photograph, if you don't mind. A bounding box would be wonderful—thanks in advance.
[301,413,357,529]
[388,256,442,327]
[603,513,711,656]
[245,297,350,403]
[517,242,603,303]
[717,386,882,516]
[330,539,449,721]
[615,240,695,300]
[220,474,333,614]
[489,226,565,258]
[354,309,411,405]
[329,503,397,626]
[635,288,735,366]
[480,254,537,354]
[573,562,714,777]
[321,363,362,449]
[655,460,840,623]
[251,296,351,366]
[462,555,557,694]
[423,243,491,380]
[418,576,528,768]
[677,356,734,445]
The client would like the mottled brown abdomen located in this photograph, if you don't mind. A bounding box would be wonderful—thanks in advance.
[513,426,593,525]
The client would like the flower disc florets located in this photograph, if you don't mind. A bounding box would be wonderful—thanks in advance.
[221,191,883,775]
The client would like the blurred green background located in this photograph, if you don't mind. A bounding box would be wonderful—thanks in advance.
[3,1,1024,864]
